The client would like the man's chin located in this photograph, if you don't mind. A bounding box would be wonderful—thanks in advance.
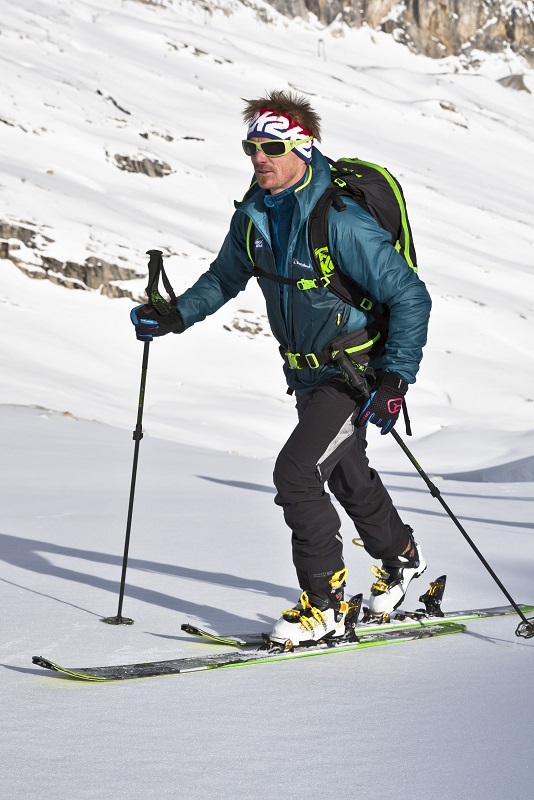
[255,173,274,188]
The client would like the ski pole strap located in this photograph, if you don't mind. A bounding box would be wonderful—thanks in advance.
[145,249,177,314]
[402,398,412,436]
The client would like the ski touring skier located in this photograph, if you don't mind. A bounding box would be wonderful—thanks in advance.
[130,90,432,646]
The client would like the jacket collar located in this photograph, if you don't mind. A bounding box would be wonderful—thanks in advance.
[234,147,332,222]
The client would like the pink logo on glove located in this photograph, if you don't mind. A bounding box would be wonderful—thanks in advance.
[387,398,403,414]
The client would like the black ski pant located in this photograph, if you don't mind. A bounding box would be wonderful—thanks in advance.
[273,379,409,597]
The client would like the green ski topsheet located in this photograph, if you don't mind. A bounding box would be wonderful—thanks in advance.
[32,603,533,682]
[181,603,534,647]
[32,622,465,682]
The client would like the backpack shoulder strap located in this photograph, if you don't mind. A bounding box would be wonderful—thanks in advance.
[308,182,383,319]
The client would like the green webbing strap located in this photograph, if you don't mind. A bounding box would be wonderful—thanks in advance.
[250,263,331,292]
[281,349,330,370]
[331,331,382,360]
[282,330,382,370]
[245,219,254,265]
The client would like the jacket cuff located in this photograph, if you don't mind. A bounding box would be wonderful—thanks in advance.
[381,371,409,395]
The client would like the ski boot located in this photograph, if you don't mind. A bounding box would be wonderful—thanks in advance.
[368,529,427,617]
[269,569,349,647]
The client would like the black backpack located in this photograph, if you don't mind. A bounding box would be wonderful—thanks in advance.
[247,156,418,340]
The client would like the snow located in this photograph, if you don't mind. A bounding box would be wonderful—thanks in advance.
[0,1,533,799]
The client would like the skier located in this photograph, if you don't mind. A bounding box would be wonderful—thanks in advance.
[131,90,432,645]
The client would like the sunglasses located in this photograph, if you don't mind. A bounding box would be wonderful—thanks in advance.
[242,137,312,158]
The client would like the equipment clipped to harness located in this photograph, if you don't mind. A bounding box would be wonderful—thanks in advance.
[329,328,381,385]
[280,328,413,434]
[280,328,380,388]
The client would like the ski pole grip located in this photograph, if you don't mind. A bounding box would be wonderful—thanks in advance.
[145,249,165,310]
[333,350,370,399]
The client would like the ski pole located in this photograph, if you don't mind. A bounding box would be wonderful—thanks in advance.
[102,340,150,625]
[102,250,166,625]
[389,429,533,637]
[333,350,534,639]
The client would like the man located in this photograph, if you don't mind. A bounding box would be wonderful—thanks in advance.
[131,90,432,646]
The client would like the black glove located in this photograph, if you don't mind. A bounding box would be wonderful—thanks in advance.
[356,372,408,435]
[130,304,184,342]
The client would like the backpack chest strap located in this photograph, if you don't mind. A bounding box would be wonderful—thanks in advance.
[251,266,330,291]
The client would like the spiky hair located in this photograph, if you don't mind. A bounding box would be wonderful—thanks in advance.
[242,90,322,141]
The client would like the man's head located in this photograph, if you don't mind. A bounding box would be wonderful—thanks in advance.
[242,90,322,194]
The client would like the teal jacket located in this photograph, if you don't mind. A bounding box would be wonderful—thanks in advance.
[176,148,431,393]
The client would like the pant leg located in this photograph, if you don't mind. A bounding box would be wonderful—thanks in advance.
[273,380,359,595]
[273,380,408,595]
[327,429,409,560]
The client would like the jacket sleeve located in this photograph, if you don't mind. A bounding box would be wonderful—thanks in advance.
[176,212,254,329]
[329,200,432,383]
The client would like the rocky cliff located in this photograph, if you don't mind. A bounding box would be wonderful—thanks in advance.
[2,0,532,300]
[266,1,534,64]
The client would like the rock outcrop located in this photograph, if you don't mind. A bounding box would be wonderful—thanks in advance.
[265,1,534,64]
[1,222,143,300]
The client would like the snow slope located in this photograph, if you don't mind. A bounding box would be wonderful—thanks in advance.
[1,2,533,799]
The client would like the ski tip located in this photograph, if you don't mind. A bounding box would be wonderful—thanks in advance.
[180,623,197,634]
[32,655,55,670]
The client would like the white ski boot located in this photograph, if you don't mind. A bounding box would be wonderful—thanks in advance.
[270,569,348,647]
[368,535,427,617]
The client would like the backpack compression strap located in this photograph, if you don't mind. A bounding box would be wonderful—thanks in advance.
[334,157,417,272]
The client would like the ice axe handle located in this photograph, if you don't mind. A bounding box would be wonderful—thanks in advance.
[332,350,371,400]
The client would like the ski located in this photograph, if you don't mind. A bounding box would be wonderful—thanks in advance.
[181,603,534,647]
[32,621,464,682]
[180,624,251,647]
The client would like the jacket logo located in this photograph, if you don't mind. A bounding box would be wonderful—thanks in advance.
[254,238,264,248]
[292,258,312,270]
[314,246,334,277]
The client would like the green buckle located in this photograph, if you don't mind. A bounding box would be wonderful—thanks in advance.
[285,352,321,370]
[286,352,302,370]
[296,276,331,291]
[305,353,320,369]
[360,297,373,311]
[296,278,319,291]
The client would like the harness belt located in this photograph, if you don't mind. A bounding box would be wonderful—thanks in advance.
[280,347,331,371]
[280,329,382,372]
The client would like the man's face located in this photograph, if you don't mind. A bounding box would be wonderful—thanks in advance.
[250,138,307,194]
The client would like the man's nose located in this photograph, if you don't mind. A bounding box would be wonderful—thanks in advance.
[252,149,269,165]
